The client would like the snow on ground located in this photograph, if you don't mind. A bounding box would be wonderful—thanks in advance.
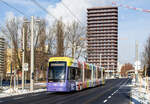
[130,77,150,104]
[0,88,46,98]
[0,82,47,98]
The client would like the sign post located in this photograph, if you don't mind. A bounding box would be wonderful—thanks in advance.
[23,63,29,71]
[23,63,28,89]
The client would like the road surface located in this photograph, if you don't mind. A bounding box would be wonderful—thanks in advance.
[0,78,131,104]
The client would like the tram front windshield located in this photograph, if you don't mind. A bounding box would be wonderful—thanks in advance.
[48,62,66,82]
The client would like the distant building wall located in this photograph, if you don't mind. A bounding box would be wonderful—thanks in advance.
[0,38,5,79]
[87,7,118,73]
[6,47,49,80]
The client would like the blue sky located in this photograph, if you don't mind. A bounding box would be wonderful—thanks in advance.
[0,0,150,64]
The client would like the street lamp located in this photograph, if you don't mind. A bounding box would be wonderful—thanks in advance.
[112,62,115,78]
[22,16,40,91]
[30,16,40,91]
[107,57,110,78]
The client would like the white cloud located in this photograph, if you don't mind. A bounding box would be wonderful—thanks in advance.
[5,11,24,23]
[5,11,15,21]
[46,0,115,25]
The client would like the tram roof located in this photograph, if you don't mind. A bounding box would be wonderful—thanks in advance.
[49,57,80,67]
[49,57,104,70]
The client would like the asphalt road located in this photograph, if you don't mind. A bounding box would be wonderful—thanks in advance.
[0,78,131,104]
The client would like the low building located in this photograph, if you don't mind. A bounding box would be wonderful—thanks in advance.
[6,46,49,80]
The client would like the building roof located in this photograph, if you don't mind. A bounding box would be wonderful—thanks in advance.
[87,6,118,10]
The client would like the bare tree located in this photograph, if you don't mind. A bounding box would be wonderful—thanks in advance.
[46,23,57,56]
[56,19,65,56]
[21,19,31,80]
[22,20,30,64]
[35,19,47,80]
[1,17,22,72]
[65,21,86,59]
[120,63,134,77]
[142,36,150,76]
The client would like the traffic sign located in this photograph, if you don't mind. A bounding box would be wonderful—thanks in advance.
[23,63,28,71]
[105,70,115,72]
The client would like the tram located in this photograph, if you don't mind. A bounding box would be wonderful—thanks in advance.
[47,57,105,92]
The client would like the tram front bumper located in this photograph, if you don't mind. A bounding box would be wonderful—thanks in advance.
[47,82,69,92]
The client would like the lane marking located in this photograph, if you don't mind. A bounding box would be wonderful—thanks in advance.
[103,79,130,104]
[85,79,127,104]
[108,96,111,99]
[106,79,130,101]
[103,99,107,103]
[119,79,130,89]
[13,96,24,100]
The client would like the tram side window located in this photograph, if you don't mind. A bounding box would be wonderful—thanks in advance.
[96,70,98,79]
[93,70,96,80]
[98,70,101,79]
[69,67,76,80]
[84,69,87,80]
[85,69,91,80]
[75,68,81,81]
[88,70,91,80]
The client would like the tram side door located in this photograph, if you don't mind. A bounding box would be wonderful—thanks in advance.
[69,67,76,91]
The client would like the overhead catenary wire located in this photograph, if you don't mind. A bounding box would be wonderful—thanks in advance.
[60,1,86,41]
[0,0,29,17]
[32,0,86,28]
[31,0,58,21]
[31,0,86,40]
[61,1,84,26]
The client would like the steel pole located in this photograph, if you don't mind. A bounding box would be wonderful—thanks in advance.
[107,58,109,78]
[113,63,115,78]
[30,16,34,91]
[135,41,138,84]
[22,27,25,90]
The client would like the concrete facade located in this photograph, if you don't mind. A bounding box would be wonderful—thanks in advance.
[0,38,5,79]
[87,7,118,74]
